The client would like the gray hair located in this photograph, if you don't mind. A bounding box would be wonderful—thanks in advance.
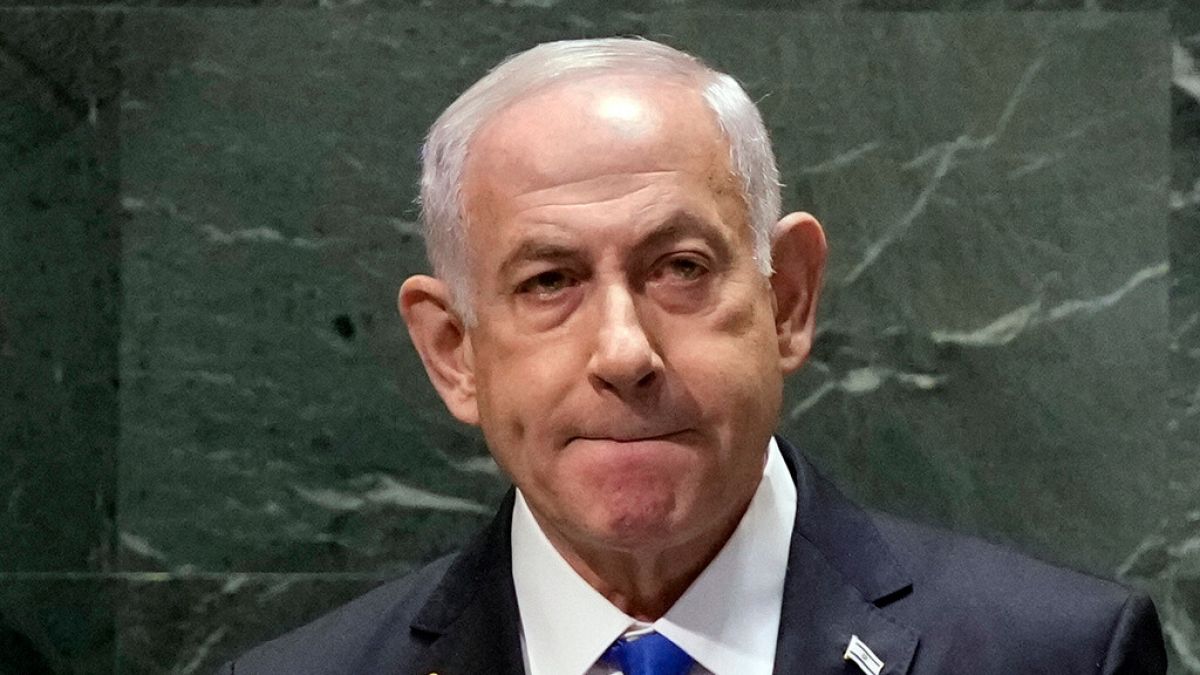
[419,37,781,322]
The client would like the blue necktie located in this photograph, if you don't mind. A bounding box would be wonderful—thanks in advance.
[603,631,695,675]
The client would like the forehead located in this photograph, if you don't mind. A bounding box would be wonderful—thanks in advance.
[461,74,740,224]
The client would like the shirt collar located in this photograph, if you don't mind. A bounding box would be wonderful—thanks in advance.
[511,437,797,675]
[511,486,634,675]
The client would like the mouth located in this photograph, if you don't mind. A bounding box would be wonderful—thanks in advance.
[569,429,689,444]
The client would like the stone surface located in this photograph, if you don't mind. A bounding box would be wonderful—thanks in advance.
[0,573,389,674]
[112,6,1179,667]
[0,5,1193,673]
[0,11,121,573]
[114,7,1174,577]
[1116,9,1200,672]
[0,578,114,674]
[115,9,637,574]
[755,12,1171,574]
[115,574,388,673]
[0,0,1180,11]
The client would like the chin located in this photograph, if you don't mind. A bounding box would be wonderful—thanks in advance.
[585,493,689,550]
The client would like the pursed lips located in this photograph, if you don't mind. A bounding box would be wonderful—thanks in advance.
[568,429,689,444]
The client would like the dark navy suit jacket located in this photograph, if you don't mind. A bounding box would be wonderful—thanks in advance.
[222,438,1167,674]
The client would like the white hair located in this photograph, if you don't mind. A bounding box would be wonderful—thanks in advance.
[419,37,781,322]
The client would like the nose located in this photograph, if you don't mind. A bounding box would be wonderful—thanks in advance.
[587,284,663,395]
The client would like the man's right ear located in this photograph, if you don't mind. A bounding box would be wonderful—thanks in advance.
[398,276,480,426]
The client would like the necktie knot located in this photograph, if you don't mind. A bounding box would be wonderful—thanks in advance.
[603,631,694,675]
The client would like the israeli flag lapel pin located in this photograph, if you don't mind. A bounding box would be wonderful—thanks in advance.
[843,634,885,675]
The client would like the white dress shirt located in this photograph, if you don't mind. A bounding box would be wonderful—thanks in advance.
[511,438,797,675]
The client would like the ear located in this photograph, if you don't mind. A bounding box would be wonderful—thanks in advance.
[398,275,480,425]
[770,212,827,374]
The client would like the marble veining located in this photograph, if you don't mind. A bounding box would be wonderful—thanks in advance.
[841,56,1047,286]
[291,475,493,515]
[0,6,1193,673]
[930,262,1169,347]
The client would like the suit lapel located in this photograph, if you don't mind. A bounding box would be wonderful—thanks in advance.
[774,438,920,675]
[408,490,526,675]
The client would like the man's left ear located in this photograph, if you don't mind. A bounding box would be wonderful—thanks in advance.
[769,211,827,373]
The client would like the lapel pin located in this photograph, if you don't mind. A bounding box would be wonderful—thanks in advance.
[844,634,884,675]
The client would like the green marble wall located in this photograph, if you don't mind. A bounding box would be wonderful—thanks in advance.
[0,3,1196,673]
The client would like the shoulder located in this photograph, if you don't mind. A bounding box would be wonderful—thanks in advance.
[868,511,1165,672]
[219,554,457,675]
[872,510,1129,606]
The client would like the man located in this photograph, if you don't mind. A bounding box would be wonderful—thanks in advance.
[223,38,1166,674]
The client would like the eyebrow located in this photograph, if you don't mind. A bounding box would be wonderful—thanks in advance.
[496,240,583,280]
[495,211,736,279]
[638,212,734,262]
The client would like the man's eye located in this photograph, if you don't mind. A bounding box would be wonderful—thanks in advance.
[516,270,575,295]
[657,257,708,282]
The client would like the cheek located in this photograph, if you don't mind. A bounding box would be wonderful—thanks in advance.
[472,334,588,438]
[665,294,783,418]
[682,341,781,417]
[690,284,780,371]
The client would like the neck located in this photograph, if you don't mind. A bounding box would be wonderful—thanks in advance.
[533,496,753,621]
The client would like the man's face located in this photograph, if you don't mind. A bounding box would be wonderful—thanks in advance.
[455,76,793,557]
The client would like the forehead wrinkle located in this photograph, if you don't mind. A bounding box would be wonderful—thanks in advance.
[461,75,755,289]
[509,171,681,210]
